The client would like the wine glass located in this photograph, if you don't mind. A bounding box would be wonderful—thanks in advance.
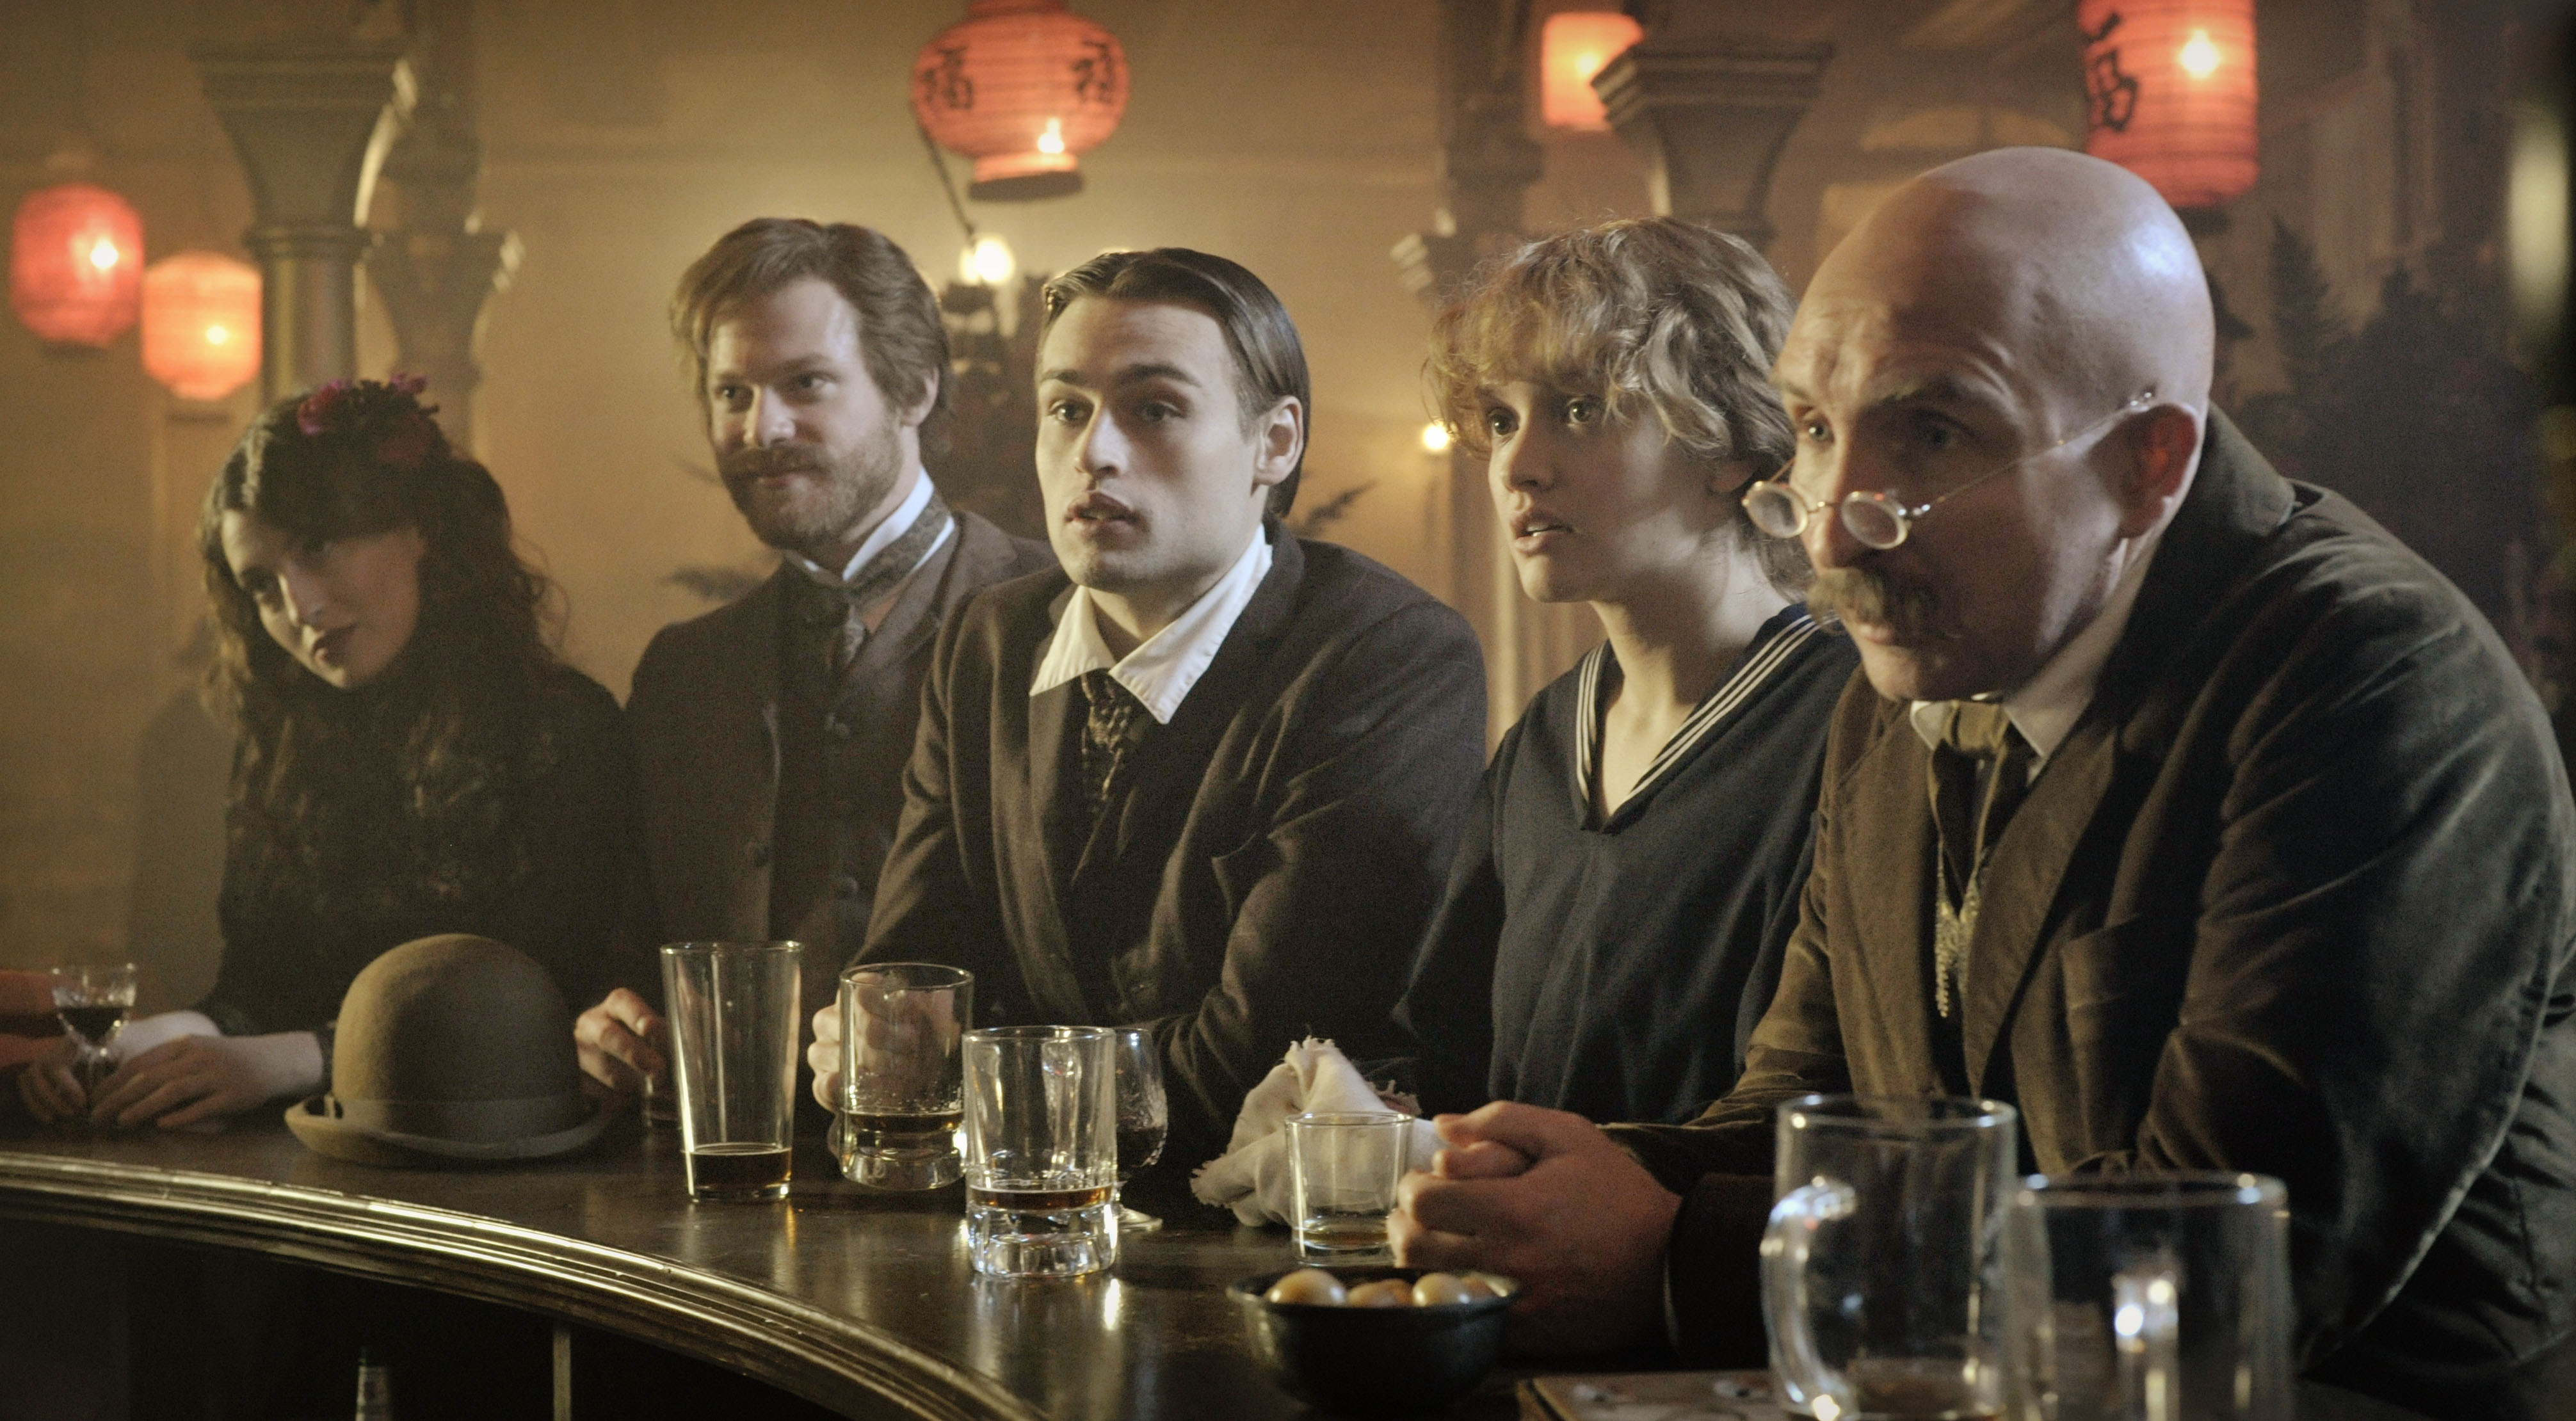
[51,963,137,1099]
[1109,1027,1167,1233]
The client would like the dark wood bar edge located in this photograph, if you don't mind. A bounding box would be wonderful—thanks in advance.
[0,1120,1053,1420]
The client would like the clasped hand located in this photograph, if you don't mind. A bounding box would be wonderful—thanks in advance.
[18,1032,315,1129]
[1389,1101,1682,1355]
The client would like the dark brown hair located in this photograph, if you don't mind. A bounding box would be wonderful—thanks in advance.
[199,381,563,911]
[670,218,951,447]
[1426,216,1808,594]
[1041,247,1311,517]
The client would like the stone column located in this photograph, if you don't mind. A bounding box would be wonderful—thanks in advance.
[191,39,412,403]
[367,0,519,451]
[1595,36,1833,252]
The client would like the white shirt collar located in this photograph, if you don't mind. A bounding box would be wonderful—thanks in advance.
[787,466,935,588]
[1908,523,2166,765]
[1029,529,1274,725]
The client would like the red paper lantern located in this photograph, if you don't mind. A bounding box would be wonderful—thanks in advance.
[2079,0,2258,209]
[1542,12,1645,132]
[143,252,261,403]
[10,182,143,346]
[913,0,1129,202]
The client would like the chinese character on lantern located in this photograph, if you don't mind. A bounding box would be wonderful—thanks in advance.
[2079,0,2258,210]
[913,0,1129,201]
[10,182,144,346]
[143,252,262,403]
[1542,12,1645,132]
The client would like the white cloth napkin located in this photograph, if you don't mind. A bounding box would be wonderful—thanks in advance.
[109,1009,220,1061]
[1190,1036,1439,1226]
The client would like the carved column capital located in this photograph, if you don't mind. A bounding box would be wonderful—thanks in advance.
[368,228,520,418]
[192,39,413,401]
[1595,37,1832,252]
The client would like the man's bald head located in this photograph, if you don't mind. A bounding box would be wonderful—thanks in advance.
[1769,147,2215,703]
[1805,147,2214,428]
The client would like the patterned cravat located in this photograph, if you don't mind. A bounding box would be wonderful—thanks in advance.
[1077,669,1148,823]
[794,494,953,682]
[1927,701,2035,1019]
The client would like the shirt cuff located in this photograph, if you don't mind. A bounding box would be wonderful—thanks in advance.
[1661,1171,1776,1368]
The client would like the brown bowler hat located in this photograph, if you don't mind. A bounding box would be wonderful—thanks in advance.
[286,933,613,1166]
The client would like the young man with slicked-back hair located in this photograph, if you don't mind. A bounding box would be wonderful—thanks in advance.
[808,248,1489,1158]
[575,219,1053,1092]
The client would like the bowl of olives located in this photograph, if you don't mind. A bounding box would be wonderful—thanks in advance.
[1229,1265,1518,1415]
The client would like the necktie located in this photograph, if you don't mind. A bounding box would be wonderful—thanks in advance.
[1927,701,2035,1019]
[1078,670,1148,823]
[796,495,954,682]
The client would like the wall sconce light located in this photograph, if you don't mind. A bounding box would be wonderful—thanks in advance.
[1542,12,1645,132]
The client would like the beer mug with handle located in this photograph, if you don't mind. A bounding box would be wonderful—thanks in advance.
[1763,1095,2020,1419]
[2002,1173,2292,1421]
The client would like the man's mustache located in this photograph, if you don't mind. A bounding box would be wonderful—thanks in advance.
[720,446,823,481]
[1807,565,1941,639]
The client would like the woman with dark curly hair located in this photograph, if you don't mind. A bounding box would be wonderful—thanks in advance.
[20,377,640,1129]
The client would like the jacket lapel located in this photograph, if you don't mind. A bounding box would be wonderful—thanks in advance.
[1018,587,1091,1014]
[1961,719,2120,1091]
[714,568,791,939]
[1958,411,2299,1090]
[1838,705,1944,1087]
[1081,526,1303,886]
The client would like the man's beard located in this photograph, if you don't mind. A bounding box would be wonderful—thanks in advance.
[720,423,905,562]
[1807,563,1942,641]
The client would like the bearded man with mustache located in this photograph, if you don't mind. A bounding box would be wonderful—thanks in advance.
[573,219,1053,1102]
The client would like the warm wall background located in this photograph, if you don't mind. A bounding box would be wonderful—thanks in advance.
[0,0,1543,1004]
[0,0,2556,1011]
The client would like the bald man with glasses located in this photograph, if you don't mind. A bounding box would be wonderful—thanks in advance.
[1390,148,2576,1421]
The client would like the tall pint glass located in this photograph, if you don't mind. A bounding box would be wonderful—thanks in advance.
[659,942,802,1201]
[2002,1173,2292,1421]
[1763,1095,2020,1419]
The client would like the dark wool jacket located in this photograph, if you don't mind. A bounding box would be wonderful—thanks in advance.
[1610,414,2576,1421]
[859,522,1488,1159]
[626,511,1052,1012]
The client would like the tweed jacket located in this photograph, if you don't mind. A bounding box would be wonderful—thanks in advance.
[1611,415,2576,1416]
[858,523,1488,1156]
[625,512,1052,970]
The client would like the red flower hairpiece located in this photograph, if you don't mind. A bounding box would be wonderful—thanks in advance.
[296,380,351,437]
[291,374,446,469]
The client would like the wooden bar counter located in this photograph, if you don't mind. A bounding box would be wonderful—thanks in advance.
[0,1115,2437,1421]
[0,1111,1493,1420]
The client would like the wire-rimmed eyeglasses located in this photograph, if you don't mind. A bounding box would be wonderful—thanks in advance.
[1743,390,2157,550]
